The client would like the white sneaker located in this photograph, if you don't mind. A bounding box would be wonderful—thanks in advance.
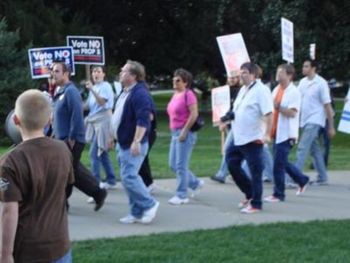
[168,195,189,205]
[86,197,95,204]
[100,182,118,190]
[191,180,204,197]
[119,214,140,224]
[263,195,281,203]
[140,201,160,224]
[240,205,261,214]
[238,198,251,208]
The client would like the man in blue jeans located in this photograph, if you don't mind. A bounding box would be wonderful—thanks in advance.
[295,59,336,185]
[211,70,241,184]
[264,64,309,203]
[226,62,273,214]
[111,60,159,224]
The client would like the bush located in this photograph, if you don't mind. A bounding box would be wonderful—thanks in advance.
[0,18,34,145]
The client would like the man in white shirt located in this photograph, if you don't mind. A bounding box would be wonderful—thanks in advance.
[264,64,309,203]
[226,62,273,214]
[295,59,336,185]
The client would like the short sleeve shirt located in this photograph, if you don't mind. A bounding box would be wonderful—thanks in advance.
[167,89,197,130]
[272,83,301,143]
[298,74,331,128]
[87,81,115,116]
[0,137,74,262]
[233,80,273,146]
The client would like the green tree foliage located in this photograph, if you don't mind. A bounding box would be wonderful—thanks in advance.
[1,0,350,85]
[0,18,34,143]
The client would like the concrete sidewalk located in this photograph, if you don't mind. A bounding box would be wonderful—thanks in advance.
[68,171,350,241]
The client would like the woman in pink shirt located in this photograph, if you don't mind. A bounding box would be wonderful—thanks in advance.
[167,68,204,205]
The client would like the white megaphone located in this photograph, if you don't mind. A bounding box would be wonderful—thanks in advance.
[5,109,22,145]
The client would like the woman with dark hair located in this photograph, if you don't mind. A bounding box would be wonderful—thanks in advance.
[167,68,204,205]
[85,65,117,199]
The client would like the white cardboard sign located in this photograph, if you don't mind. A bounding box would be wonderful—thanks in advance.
[281,17,294,63]
[216,33,250,76]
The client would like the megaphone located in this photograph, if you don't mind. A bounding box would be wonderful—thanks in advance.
[5,109,22,145]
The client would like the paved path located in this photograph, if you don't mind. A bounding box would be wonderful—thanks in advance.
[69,171,350,241]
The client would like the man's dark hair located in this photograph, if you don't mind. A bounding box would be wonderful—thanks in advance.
[52,61,71,76]
[304,58,318,69]
[91,65,106,73]
[173,68,193,89]
[240,62,259,77]
[278,63,295,79]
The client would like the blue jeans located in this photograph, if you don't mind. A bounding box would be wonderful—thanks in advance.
[169,130,200,199]
[215,130,234,179]
[90,135,116,185]
[226,142,264,209]
[52,250,72,263]
[295,124,328,182]
[242,144,273,181]
[273,140,309,200]
[117,142,156,218]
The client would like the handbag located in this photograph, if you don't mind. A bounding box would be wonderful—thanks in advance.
[185,89,204,132]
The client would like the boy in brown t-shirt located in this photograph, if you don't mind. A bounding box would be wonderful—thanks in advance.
[0,90,74,263]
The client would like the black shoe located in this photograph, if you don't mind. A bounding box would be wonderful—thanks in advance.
[210,176,225,184]
[94,189,107,211]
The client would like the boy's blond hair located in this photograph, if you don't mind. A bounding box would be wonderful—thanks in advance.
[15,89,51,131]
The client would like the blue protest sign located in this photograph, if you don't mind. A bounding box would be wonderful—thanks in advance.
[67,36,105,65]
[28,46,75,79]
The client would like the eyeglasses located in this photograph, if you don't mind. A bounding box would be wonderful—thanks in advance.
[173,78,181,83]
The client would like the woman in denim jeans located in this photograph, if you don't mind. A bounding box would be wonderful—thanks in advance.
[85,66,117,195]
[167,68,204,205]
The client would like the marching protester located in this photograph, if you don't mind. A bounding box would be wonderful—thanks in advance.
[226,62,273,214]
[0,90,73,262]
[211,70,241,184]
[295,59,336,185]
[110,60,159,224]
[85,65,117,194]
[167,68,204,205]
[264,64,309,203]
[52,61,107,211]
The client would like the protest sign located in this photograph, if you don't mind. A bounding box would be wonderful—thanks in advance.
[310,43,316,59]
[338,101,350,134]
[67,36,105,65]
[28,46,75,79]
[216,33,250,76]
[211,85,231,124]
[281,17,294,63]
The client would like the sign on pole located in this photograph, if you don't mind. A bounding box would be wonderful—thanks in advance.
[216,33,250,76]
[211,85,231,124]
[310,43,316,60]
[281,17,294,63]
[67,36,105,65]
[28,46,75,79]
[338,101,350,134]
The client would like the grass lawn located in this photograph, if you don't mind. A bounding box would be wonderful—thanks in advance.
[73,219,350,262]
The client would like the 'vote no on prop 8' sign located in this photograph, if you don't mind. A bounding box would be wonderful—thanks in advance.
[28,46,75,79]
[67,36,105,65]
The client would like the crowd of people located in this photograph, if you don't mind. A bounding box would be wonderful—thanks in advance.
[0,58,344,262]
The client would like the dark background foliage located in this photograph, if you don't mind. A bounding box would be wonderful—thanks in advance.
[0,0,349,141]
